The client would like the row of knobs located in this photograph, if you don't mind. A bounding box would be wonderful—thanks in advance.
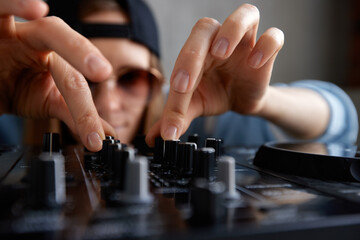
[27,132,240,227]
[100,135,239,205]
[98,136,153,204]
[153,136,222,179]
[28,133,153,208]
[27,133,239,211]
[154,136,240,200]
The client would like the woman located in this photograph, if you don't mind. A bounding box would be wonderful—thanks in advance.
[0,0,357,150]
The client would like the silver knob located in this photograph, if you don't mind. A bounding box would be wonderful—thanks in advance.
[122,156,153,204]
[217,156,240,200]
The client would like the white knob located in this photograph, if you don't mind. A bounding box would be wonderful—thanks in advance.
[122,156,153,204]
[217,156,240,200]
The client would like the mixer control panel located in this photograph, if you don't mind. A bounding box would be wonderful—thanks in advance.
[1,133,360,240]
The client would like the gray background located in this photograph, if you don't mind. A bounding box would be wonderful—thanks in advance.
[144,0,351,85]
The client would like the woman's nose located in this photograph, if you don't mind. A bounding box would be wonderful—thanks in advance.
[94,81,122,116]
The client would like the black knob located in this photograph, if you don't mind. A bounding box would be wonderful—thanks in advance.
[205,138,222,158]
[42,132,60,153]
[111,147,135,190]
[132,135,152,155]
[153,137,164,164]
[190,178,225,225]
[163,140,179,170]
[106,136,114,140]
[188,134,201,148]
[193,147,216,181]
[28,152,66,208]
[107,143,122,169]
[177,142,196,177]
[101,138,115,164]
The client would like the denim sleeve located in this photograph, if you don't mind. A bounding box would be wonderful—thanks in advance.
[275,80,358,144]
[0,114,24,145]
[184,80,358,146]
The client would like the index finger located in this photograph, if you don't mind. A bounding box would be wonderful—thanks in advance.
[160,18,220,140]
[48,53,109,151]
[16,16,112,82]
[0,0,48,37]
[0,0,48,19]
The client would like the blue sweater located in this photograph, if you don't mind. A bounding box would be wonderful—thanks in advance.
[182,80,358,146]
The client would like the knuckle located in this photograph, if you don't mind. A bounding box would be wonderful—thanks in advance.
[225,16,243,30]
[166,110,186,128]
[67,35,90,51]
[76,111,96,127]
[228,4,260,28]
[64,71,89,92]
[181,48,202,61]
[36,16,65,29]
[194,17,220,31]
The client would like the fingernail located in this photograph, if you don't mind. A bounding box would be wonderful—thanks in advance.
[172,70,190,93]
[85,53,112,76]
[87,132,102,150]
[163,125,177,140]
[248,51,263,68]
[211,37,229,58]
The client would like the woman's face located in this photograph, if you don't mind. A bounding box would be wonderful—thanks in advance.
[83,9,151,144]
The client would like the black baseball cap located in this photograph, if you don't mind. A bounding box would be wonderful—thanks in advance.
[47,0,160,57]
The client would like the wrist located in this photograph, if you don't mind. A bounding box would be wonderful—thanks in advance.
[251,86,277,120]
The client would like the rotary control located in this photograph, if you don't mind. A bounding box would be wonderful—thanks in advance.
[205,138,222,159]
[101,137,115,165]
[190,178,226,225]
[163,139,180,171]
[153,137,164,165]
[193,147,216,181]
[42,132,60,153]
[217,156,240,200]
[111,147,135,190]
[177,142,197,177]
[28,133,66,208]
[121,155,154,204]
[188,134,201,148]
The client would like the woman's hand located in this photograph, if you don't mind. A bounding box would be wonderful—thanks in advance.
[146,4,285,144]
[0,0,116,151]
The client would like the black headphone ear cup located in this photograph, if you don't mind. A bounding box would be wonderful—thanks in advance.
[350,161,360,181]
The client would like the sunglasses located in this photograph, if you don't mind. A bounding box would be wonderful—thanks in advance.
[87,67,164,97]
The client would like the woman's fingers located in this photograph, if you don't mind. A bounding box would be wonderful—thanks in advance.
[16,16,112,82]
[248,27,284,69]
[101,118,118,139]
[146,93,202,146]
[160,17,220,140]
[0,0,48,38]
[0,0,48,19]
[159,4,262,141]
[210,3,260,59]
[47,86,117,149]
[48,53,108,151]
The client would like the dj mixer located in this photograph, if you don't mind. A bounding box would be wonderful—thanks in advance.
[1,133,360,240]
